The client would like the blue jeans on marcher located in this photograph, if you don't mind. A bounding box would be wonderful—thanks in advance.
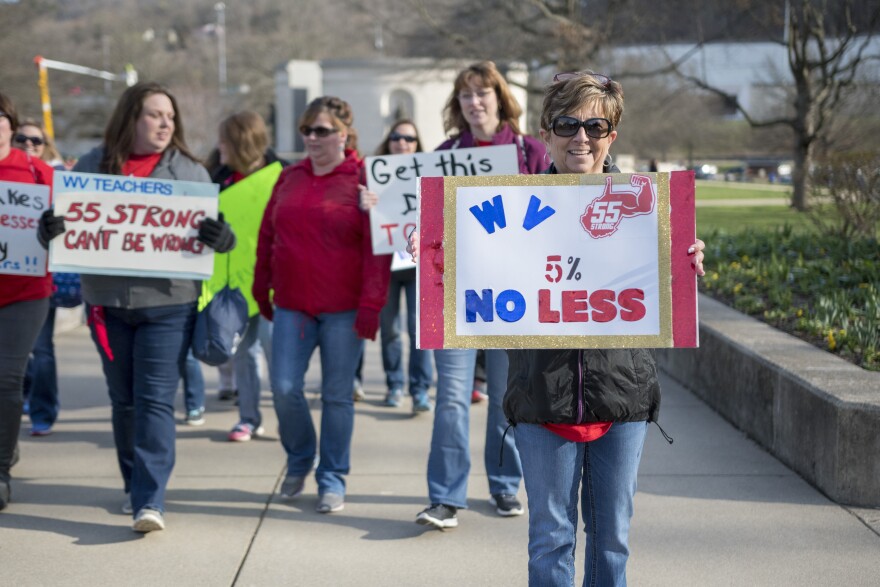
[380,271,433,396]
[25,305,59,427]
[89,302,197,515]
[182,350,205,413]
[515,421,648,587]
[271,308,362,496]
[484,349,521,496]
[235,314,272,428]
[427,349,522,508]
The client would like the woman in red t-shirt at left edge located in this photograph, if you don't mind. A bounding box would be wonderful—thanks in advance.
[0,91,54,511]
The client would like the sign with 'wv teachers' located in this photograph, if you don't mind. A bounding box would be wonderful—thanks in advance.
[365,144,519,255]
[49,171,219,279]
[417,171,699,349]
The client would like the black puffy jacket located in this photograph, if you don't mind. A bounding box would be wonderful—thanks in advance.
[503,348,660,425]
[502,160,661,425]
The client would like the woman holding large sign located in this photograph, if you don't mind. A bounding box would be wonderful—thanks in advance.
[254,96,390,515]
[37,82,235,532]
[502,72,706,585]
[416,61,546,529]
[0,92,54,511]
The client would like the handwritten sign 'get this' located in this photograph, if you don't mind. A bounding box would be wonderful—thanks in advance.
[364,144,519,255]
[0,180,51,277]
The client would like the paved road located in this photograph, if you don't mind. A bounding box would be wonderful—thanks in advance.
[2,326,878,586]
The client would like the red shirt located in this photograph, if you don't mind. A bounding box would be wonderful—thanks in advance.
[253,150,391,316]
[121,152,162,178]
[0,149,55,307]
[544,422,613,442]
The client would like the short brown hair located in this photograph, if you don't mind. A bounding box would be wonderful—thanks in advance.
[443,61,524,136]
[541,72,625,132]
[219,111,268,174]
[100,81,199,175]
[0,92,19,133]
[299,96,358,154]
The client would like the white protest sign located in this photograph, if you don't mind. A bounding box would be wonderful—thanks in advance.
[50,172,219,279]
[365,144,518,255]
[0,180,50,276]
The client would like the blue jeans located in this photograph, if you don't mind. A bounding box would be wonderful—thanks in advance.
[427,348,522,508]
[0,298,49,484]
[182,350,205,413]
[25,306,59,427]
[271,309,362,496]
[484,349,522,495]
[235,314,272,427]
[89,302,197,514]
[380,272,433,396]
[515,421,648,587]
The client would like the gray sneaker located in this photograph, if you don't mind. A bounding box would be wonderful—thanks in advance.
[280,475,306,499]
[490,493,524,517]
[122,495,133,515]
[132,507,165,533]
[416,503,458,529]
[316,492,344,514]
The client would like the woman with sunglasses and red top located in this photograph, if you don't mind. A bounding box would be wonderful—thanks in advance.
[416,61,546,531]
[501,71,706,586]
[254,96,390,514]
[0,93,55,511]
[359,120,435,412]
[14,119,71,438]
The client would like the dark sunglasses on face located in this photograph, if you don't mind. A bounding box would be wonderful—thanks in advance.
[299,125,338,138]
[14,134,45,147]
[388,132,417,143]
[551,116,614,139]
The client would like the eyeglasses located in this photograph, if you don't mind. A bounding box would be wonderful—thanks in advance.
[458,89,494,102]
[553,71,612,88]
[299,125,338,138]
[550,116,614,139]
[389,132,417,143]
[14,134,45,147]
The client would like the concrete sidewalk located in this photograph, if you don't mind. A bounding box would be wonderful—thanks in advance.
[2,326,878,586]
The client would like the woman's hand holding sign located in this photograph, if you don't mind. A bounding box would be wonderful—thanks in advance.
[37,209,65,249]
[197,212,236,253]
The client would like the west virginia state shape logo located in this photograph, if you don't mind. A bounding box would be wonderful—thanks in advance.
[580,175,656,238]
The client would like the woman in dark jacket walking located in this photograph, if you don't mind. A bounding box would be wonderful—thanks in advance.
[38,82,235,532]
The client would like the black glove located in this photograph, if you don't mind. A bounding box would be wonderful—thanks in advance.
[198,212,236,253]
[37,209,66,249]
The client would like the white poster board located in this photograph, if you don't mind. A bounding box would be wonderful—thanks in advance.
[364,144,519,254]
[49,172,219,279]
[0,180,51,276]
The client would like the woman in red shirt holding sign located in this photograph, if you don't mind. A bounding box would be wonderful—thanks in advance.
[38,82,235,532]
[0,92,54,511]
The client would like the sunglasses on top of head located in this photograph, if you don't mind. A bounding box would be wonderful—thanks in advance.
[550,116,614,139]
[553,71,613,87]
[299,125,338,138]
[14,134,45,147]
[388,132,417,143]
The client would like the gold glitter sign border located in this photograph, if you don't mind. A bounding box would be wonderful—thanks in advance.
[441,172,673,349]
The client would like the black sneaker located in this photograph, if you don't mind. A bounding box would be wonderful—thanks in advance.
[416,504,458,529]
[490,494,524,517]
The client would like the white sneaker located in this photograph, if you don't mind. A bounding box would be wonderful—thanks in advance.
[132,508,165,533]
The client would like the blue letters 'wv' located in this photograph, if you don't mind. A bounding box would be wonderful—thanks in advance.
[469,195,506,234]
[465,289,494,322]
[522,195,556,230]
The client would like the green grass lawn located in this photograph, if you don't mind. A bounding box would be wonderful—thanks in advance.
[695,181,793,200]
[697,205,814,234]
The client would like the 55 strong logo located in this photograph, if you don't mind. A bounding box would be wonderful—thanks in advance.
[580,175,656,239]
